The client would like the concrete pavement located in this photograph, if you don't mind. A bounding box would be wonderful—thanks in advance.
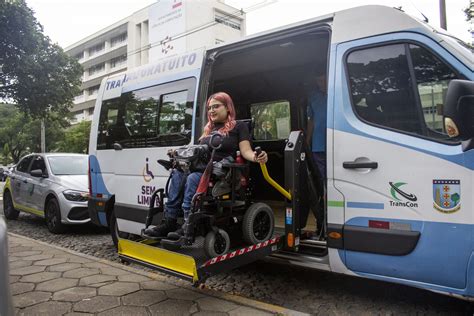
[8,233,306,316]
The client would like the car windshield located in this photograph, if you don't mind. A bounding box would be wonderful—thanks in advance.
[47,156,88,176]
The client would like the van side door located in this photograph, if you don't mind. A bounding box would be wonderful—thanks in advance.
[332,33,472,291]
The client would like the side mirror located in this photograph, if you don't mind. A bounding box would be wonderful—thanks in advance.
[443,80,474,151]
[30,169,47,178]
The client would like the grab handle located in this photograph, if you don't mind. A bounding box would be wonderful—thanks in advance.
[255,147,292,201]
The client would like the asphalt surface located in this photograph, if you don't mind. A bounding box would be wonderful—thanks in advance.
[1,181,474,315]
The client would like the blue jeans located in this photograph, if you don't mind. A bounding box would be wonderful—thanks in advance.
[165,169,203,221]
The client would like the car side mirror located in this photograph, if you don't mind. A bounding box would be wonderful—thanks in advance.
[30,169,47,178]
[443,80,474,151]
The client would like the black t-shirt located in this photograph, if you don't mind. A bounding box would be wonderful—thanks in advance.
[200,121,250,161]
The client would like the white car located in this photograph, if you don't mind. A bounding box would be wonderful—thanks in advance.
[2,153,89,233]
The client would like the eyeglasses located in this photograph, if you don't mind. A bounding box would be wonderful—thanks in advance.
[207,103,224,111]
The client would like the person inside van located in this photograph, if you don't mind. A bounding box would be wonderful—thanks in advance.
[306,73,327,180]
[144,92,268,239]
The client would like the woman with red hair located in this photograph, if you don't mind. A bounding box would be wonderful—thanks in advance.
[145,92,268,238]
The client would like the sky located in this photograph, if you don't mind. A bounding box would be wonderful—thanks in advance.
[26,0,472,48]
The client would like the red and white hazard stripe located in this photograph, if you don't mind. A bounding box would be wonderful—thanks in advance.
[203,237,280,267]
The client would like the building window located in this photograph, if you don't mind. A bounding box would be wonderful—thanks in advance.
[110,54,127,68]
[88,85,100,96]
[88,63,105,76]
[215,12,241,30]
[74,52,84,61]
[89,42,105,57]
[111,33,127,47]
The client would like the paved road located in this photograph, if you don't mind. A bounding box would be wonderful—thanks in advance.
[1,181,473,314]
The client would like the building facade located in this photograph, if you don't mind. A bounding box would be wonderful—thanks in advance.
[65,0,246,123]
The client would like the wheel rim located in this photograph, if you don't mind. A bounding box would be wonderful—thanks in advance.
[213,232,227,255]
[46,202,59,230]
[253,211,271,240]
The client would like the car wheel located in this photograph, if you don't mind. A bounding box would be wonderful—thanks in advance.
[242,202,275,245]
[45,198,66,234]
[204,228,230,258]
[3,191,19,220]
[110,211,130,249]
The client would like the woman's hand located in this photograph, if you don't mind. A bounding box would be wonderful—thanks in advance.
[254,150,268,164]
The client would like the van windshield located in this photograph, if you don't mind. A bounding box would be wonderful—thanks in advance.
[47,156,88,176]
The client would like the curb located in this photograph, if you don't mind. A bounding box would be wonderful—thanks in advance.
[8,232,309,316]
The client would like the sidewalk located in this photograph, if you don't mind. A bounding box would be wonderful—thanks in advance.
[8,233,306,316]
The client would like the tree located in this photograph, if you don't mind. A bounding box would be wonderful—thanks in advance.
[451,193,460,206]
[0,0,82,118]
[0,104,67,163]
[56,121,91,154]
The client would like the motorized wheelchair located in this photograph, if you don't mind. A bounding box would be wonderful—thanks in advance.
[142,125,275,258]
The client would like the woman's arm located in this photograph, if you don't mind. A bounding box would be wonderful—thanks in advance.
[239,140,268,164]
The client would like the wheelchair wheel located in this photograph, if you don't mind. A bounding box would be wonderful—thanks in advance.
[242,203,274,245]
[204,228,230,258]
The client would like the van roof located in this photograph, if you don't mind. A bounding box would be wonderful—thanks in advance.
[105,4,471,86]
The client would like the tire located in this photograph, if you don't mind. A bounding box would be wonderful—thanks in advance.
[204,228,230,258]
[45,198,66,234]
[110,211,130,249]
[3,191,19,220]
[242,203,274,245]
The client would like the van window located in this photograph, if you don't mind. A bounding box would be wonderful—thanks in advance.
[97,78,195,149]
[347,43,459,142]
[250,100,291,140]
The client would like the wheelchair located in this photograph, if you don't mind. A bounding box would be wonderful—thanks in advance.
[142,133,275,258]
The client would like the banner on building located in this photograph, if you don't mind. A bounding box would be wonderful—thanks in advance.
[149,0,187,61]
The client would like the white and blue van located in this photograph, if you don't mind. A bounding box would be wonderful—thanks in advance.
[88,5,474,298]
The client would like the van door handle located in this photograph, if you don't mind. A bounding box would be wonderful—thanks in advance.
[343,161,378,169]
[113,143,123,151]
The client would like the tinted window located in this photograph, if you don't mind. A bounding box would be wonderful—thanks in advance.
[409,44,458,136]
[16,156,33,173]
[47,156,88,175]
[97,78,196,149]
[30,156,47,174]
[347,43,460,142]
[250,100,291,140]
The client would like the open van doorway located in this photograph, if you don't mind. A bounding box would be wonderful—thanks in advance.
[202,27,330,241]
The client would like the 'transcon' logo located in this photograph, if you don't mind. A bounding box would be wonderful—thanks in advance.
[388,182,418,208]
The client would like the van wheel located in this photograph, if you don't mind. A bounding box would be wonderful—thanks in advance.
[242,203,274,245]
[45,198,66,234]
[3,191,19,220]
[110,211,129,249]
[204,228,230,258]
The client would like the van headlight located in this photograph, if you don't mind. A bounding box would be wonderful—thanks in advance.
[63,190,89,202]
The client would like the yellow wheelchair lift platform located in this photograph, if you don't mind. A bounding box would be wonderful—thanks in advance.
[118,236,283,285]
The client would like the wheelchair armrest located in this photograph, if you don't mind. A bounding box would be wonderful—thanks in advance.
[158,159,173,170]
[221,162,248,169]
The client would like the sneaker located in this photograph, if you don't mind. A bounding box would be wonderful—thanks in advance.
[167,226,184,240]
[144,218,177,238]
